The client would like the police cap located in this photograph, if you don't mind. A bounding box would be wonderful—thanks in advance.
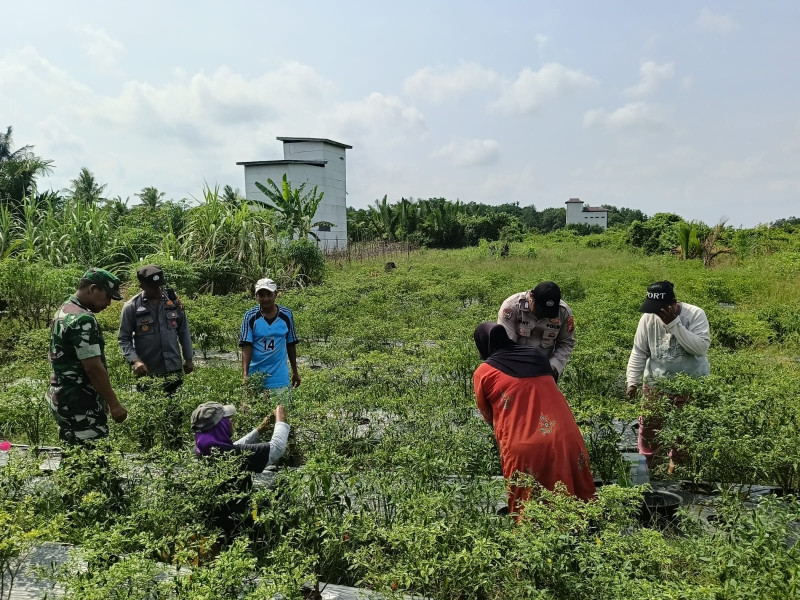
[137,264,165,286]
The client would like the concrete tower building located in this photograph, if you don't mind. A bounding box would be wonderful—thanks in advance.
[238,137,352,250]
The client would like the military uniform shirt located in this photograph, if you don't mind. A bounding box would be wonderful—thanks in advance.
[47,295,109,441]
[118,290,193,374]
[239,305,297,389]
[497,292,576,375]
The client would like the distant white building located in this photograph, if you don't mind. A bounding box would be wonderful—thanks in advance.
[565,197,608,229]
[237,137,351,250]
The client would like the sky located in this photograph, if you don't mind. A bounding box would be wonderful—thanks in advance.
[1,1,798,226]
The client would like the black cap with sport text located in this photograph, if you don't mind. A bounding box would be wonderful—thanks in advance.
[640,281,676,314]
[532,281,561,318]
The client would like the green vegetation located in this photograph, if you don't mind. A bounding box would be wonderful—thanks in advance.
[1,224,800,598]
[2,124,800,597]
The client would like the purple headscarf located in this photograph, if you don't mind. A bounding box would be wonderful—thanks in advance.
[194,417,235,456]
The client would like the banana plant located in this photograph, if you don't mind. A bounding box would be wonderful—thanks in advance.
[254,174,333,241]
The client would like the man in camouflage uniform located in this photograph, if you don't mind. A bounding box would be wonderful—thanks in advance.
[497,281,576,382]
[47,268,128,444]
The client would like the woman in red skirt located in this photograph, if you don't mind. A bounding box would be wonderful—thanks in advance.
[473,322,596,515]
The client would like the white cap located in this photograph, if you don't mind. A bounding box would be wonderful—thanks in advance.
[255,277,278,293]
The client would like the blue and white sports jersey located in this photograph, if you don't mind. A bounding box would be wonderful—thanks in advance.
[239,305,298,389]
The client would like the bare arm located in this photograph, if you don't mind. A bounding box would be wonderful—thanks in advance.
[81,356,127,422]
[241,344,253,382]
[287,343,300,387]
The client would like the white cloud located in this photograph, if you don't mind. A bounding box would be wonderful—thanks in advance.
[605,102,665,130]
[582,108,607,128]
[624,61,675,97]
[695,8,741,34]
[74,24,124,72]
[583,102,665,131]
[404,62,500,103]
[433,138,501,167]
[91,62,336,146]
[490,63,597,116]
[326,92,426,143]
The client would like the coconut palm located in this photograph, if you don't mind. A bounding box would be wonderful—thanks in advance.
[135,186,165,209]
[0,126,54,209]
[368,195,398,241]
[66,167,107,205]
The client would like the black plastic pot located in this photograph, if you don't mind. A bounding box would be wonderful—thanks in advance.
[638,490,682,528]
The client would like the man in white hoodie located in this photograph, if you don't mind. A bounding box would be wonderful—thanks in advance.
[626,281,710,471]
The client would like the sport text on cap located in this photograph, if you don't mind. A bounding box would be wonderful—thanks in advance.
[640,281,676,314]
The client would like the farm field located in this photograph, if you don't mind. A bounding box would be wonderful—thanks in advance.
[2,232,800,599]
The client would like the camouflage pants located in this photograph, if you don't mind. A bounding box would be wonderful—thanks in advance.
[47,386,109,445]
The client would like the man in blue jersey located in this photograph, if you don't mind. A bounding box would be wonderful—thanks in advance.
[239,277,300,405]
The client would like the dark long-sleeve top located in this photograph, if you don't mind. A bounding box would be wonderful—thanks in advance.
[118,290,193,374]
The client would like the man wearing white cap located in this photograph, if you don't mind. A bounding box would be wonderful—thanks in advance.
[239,277,300,404]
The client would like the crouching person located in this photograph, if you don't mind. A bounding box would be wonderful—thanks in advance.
[190,402,289,538]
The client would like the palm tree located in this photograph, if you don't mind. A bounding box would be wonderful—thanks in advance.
[368,195,398,241]
[0,126,54,210]
[0,126,31,166]
[396,197,419,240]
[676,222,701,260]
[254,174,332,241]
[66,167,107,205]
[222,185,246,208]
[135,186,165,209]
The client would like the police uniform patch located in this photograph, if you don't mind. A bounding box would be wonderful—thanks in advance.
[567,316,574,332]
[503,308,513,320]
[142,325,148,332]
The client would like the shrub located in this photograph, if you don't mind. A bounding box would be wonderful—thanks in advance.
[128,256,202,297]
[284,238,326,285]
[0,259,82,328]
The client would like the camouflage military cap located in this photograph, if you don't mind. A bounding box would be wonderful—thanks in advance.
[83,268,122,300]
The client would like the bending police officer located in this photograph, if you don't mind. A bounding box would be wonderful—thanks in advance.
[497,281,576,382]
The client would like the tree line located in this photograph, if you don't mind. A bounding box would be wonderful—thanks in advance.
[347,195,649,248]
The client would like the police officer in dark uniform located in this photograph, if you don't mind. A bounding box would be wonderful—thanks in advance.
[118,265,194,395]
[497,281,576,381]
